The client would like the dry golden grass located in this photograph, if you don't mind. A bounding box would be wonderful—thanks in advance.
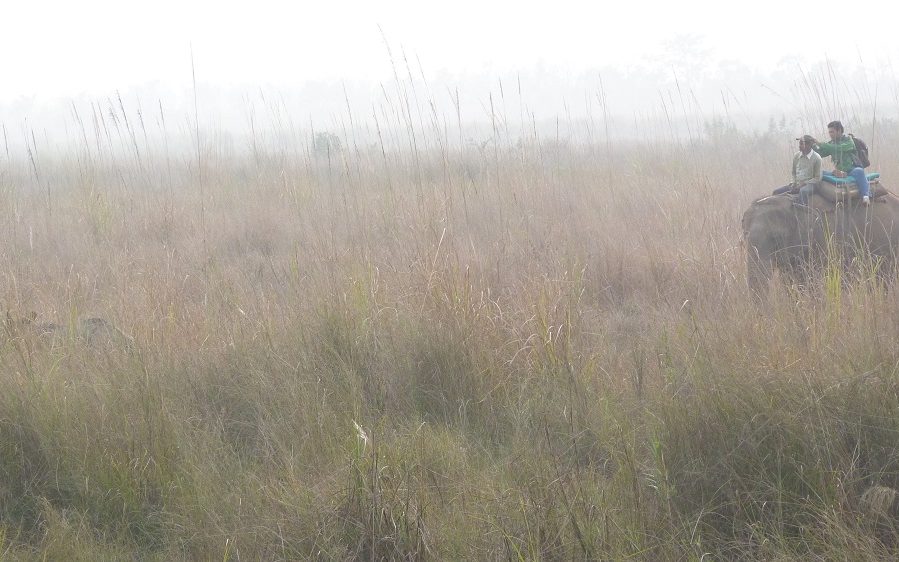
[1,81,899,559]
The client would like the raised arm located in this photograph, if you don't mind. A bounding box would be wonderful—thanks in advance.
[813,141,836,157]
[814,136,855,158]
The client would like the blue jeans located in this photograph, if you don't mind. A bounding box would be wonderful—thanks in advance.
[848,167,870,198]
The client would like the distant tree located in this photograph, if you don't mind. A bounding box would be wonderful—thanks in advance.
[313,132,341,157]
[703,117,740,142]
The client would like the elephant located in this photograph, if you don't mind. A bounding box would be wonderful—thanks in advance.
[742,190,899,295]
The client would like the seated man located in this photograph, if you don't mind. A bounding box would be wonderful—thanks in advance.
[772,134,822,204]
[810,120,870,204]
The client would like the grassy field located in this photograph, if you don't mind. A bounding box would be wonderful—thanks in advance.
[1,84,899,560]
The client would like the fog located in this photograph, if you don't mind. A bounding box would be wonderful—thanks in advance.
[4,0,899,147]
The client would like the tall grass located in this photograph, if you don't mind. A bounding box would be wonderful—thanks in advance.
[0,66,898,559]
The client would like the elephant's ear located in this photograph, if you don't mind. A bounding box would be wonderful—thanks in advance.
[742,197,795,242]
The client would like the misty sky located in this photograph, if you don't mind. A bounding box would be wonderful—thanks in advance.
[3,0,898,142]
[5,0,897,99]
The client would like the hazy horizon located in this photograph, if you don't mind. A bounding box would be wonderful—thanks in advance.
[5,0,899,141]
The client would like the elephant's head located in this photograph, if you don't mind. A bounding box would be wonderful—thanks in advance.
[742,196,808,295]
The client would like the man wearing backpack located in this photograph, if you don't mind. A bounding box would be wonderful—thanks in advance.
[810,120,870,204]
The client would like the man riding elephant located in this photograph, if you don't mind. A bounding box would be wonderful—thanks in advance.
[771,135,823,205]
[810,120,871,205]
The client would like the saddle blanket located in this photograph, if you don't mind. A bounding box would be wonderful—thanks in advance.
[821,171,880,185]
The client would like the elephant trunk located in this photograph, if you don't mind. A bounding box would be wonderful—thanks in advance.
[746,233,773,299]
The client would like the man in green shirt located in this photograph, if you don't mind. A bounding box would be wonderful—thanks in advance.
[811,120,870,204]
